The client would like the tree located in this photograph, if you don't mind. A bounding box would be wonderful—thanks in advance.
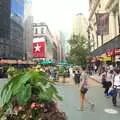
[67,34,90,67]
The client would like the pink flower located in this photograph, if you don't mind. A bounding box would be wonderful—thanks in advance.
[44,109,47,112]
[36,104,41,108]
[18,106,22,111]
[31,103,36,109]
[14,106,23,113]
[40,104,44,108]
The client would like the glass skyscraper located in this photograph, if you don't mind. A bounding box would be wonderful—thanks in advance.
[0,0,24,59]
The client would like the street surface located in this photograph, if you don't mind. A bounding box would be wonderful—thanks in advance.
[0,78,8,105]
[57,78,120,120]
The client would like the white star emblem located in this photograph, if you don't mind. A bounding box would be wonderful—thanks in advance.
[34,44,41,52]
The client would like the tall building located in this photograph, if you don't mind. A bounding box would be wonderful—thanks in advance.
[0,0,24,59]
[54,31,65,62]
[24,0,33,60]
[72,13,88,38]
[33,23,56,61]
[89,0,120,58]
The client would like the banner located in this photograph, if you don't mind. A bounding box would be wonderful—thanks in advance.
[96,13,109,35]
[32,37,46,58]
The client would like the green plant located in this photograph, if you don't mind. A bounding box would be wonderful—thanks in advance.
[58,66,65,76]
[0,69,63,119]
[7,66,17,77]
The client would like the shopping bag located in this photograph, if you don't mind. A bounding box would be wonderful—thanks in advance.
[108,87,116,96]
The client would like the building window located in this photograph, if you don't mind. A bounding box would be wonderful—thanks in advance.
[35,28,38,34]
[99,4,101,8]
[118,16,120,33]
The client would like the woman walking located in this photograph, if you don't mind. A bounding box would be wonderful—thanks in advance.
[80,67,94,111]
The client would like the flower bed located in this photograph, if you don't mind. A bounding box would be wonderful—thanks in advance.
[0,68,67,120]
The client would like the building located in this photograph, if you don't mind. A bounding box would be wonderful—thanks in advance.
[24,0,33,60]
[54,31,65,62]
[72,13,88,39]
[89,0,120,57]
[32,23,57,61]
[0,0,24,60]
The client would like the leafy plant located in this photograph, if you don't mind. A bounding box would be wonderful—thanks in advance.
[0,69,63,119]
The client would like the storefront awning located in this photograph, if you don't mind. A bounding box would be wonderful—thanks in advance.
[90,34,120,56]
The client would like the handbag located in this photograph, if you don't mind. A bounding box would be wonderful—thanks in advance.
[80,85,88,94]
[108,87,117,96]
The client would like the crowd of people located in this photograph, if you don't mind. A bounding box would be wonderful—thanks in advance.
[87,62,120,107]
[99,65,120,106]
[69,63,120,109]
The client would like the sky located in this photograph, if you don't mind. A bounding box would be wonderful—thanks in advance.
[32,0,89,38]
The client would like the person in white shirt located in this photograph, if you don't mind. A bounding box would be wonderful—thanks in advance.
[69,67,73,80]
[104,70,114,96]
[112,69,120,106]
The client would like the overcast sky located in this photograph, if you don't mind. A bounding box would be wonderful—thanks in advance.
[32,0,89,37]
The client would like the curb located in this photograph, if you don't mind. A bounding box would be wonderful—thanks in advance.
[89,76,101,83]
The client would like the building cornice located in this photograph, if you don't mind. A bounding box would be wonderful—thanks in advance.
[89,0,100,20]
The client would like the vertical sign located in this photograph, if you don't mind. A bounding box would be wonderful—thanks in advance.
[96,13,109,35]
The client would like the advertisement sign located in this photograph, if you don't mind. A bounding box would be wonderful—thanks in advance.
[106,49,115,57]
[96,13,109,35]
[32,37,46,58]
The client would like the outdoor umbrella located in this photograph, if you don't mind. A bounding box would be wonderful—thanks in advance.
[40,60,53,65]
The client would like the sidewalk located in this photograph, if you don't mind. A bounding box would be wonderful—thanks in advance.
[89,74,101,83]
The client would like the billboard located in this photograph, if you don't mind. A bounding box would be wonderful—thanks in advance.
[11,0,24,26]
[32,37,46,58]
[96,13,109,35]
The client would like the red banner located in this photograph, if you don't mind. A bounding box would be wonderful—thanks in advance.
[106,48,115,57]
[96,13,109,35]
[32,41,46,58]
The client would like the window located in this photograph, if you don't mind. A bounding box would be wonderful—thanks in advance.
[99,4,101,8]
[35,28,38,34]
[118,16,120,33]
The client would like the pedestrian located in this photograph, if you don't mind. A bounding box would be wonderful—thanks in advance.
[101,67,107,87]
[104,70,114,96]
[112,69,120,106]
[79,67,94,111]
[94,65,97,74]
[51,69,57,81]
[69,67,73,80]
[74,70,81,87]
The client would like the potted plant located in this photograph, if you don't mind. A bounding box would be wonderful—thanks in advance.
[0,68,67,120]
